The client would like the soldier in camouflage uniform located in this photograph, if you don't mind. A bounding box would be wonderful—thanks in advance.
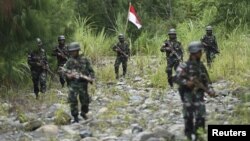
[200,26,219,68]
[61,42,95,123]
[174,41,215,141]
[112,34,130,79]
[52,35,69,87]
[27,38,48,99]
[161,28,183,88]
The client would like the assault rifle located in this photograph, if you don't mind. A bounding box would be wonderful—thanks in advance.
[60,67,94,83]
[190,77,224,105]
[202,42,220,54]
[40,60,54,76]
[164,42,182,61]
[116,46,129,59]
[57,46,69,60]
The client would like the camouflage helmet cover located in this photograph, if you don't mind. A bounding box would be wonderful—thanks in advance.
[58,35,65,41]
[68,42,80,51]
[36,38,42,45]
[118,34,125,39]
[188,41,203,53]
[206,26,213,31]
[168,28,176,35]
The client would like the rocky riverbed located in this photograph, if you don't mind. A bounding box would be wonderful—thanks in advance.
[0,57,249,141]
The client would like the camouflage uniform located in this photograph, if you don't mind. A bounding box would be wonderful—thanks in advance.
[62,42,95,122]
[52,35,69,87]
[200,26,219,67]
[27,38,48,98]
[174,41,214,140]
[113,34,130,79]
[161,29,183,87]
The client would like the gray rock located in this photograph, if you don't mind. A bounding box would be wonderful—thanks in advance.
[18,133,33,141]
[152,126,175,140]
[45,103,68,118]
[132,132,155,141]
[146,137,165,141]
[24,120,43,131]
[80,137,99,141]
[36,124,59,136]
[80,130,93,138]
[167,124,186,140]
[101,136,118,141]
[132,124,143,134]
[134,77,143,82]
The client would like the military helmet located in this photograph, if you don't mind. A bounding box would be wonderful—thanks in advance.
[188,41,203,53]
[68,42,80,51]
[206,26,213,31]
[36,38,42,46]
[168,28,176,35]
[58,35,65,41]
[118,34,125,39]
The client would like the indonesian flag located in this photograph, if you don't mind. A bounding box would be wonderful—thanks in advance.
[128,4,142,29]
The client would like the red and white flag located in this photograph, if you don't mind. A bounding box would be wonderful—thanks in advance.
[128,4,142,29]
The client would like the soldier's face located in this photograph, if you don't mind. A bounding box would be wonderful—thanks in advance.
[119,38,124,43]
[69,51,79,57]
[169,34,176,40]
[59,40,65,45]
[195,51,202,59]
[206,30,212,35]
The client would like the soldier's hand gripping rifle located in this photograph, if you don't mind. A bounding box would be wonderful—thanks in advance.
[116,47,129,59]
[165,42,182,62]
[39,59,54,76]
[190,77,224,105]
[60,67,94,83]
[202,42,220,54]
[57,47,68,60]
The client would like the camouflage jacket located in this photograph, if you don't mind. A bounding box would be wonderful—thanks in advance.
[52,45,69,66]
[112,42,130,58]
[160,40,183,61]
[27,48,48,71]
[200,35,219,53]
[62,56,95,85]
[174,59,211,91]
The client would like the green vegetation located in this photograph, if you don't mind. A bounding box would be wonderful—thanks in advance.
[1,0,250,126]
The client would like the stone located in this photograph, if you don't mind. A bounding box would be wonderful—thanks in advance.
[101,136,118,141]
[24,120,43,131]
[132,124,143,134]
[36,124,59,136]
[80,137,99,141]
[152,126,175,140]
[132,132,155,141]
[80,130,93,138]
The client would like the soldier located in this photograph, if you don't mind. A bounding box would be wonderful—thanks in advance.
[200,26,219,68]
[61,42,95,123]
[112,34,130,79]
[174,41,215,141]
[52,35,69,87]
[27,38,48,99]
[160,28,183,88]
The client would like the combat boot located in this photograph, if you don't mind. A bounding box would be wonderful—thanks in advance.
[35,93,39,100]
[115,73,119,79]
[72,116,79,123]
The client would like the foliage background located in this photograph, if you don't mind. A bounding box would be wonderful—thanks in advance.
[0,0,249,88]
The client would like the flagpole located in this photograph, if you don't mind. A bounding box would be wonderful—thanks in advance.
[124,2,131,36]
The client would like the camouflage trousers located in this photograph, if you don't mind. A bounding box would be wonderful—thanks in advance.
[68,83,90,117]
[205,50,216,67]
[31,70,47,95]
[181,89,206,139]
[57,64,66,87]
[114,57,128,77]
[166,59,180,87]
